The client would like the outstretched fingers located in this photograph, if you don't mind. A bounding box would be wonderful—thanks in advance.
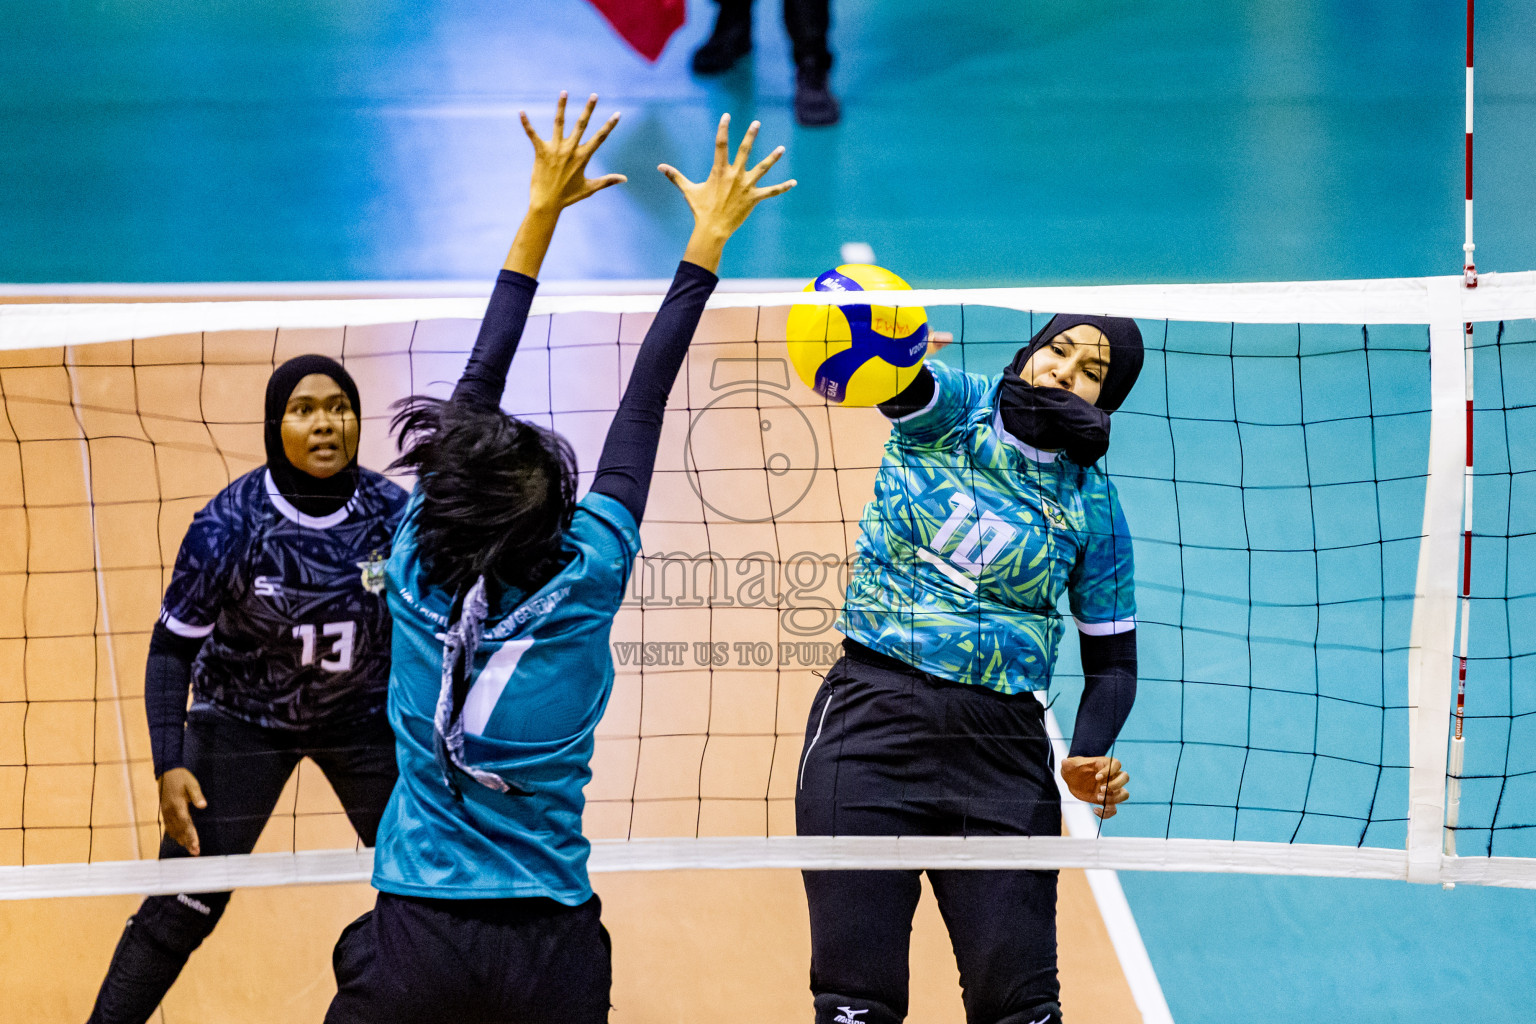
[584,173,628,197]
[570,93,599,147]
[552,90,568,141]
[519,111,544,150]
[582,111,622,155]
[733,120,761,169]
[712,113,731,170]
[745,144,785,185]
[753,178,798,200]
[658,163,696,191]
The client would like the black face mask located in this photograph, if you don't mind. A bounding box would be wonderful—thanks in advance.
[263,355,362,518]
[995,314,1145,466]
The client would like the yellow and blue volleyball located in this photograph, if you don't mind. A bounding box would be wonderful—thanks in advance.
[786,264,929,406]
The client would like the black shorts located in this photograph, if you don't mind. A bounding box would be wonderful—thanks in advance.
[796,643,1061,839]
[326,891,612,1024]
[794,646,1064,1023]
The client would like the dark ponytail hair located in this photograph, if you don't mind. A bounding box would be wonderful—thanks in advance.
[389,395,578,597]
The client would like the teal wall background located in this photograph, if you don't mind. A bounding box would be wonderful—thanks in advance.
[4,0,1535,284]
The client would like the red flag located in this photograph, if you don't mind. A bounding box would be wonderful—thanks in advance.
[586,0,686,62]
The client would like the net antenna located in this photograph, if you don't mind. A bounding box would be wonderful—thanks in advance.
[1444,0,1476,871]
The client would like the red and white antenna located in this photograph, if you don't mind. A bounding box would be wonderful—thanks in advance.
[1463,0,1477,287]
[1446,0,1475,864]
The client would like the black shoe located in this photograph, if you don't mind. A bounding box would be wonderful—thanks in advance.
[794,62,840,126]
[691,10,752,75]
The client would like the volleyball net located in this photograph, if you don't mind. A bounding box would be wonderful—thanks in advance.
[1,271,1533,900]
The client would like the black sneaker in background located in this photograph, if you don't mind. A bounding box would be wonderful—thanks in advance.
[794,61,840,126]
[691,8,753,75]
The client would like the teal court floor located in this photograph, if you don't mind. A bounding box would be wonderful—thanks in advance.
[4,1,1536,1021]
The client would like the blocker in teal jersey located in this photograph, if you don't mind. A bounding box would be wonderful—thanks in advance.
[839,359,1136,694]
[371,490,639,903]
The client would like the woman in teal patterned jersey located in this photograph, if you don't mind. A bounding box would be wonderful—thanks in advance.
[796,315,1145,1024]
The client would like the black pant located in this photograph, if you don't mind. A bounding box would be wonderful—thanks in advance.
[87,709,398,1024]
[796,649,1063,1024]
[326,892,612,1024]
[718,0,832,72]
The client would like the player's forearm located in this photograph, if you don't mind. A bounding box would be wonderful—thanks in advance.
[144,622,203,777]
[877,364,936,420]
[452,270,539,408]
[591,260,718,523]
[503,205,561,277]
[1069,629,1137,758]
[680,224,731,275]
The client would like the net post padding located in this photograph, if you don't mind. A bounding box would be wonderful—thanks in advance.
[1404,279,1466,884]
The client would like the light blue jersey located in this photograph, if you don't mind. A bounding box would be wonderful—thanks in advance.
[839,360,1136,694]
[372,490,640,904]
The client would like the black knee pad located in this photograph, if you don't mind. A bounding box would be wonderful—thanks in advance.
[130,890,231,957]
[814,992,904,1024]
[992,1001,1062,1024]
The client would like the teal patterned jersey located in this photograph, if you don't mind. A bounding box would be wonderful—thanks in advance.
[839,360,1136,694]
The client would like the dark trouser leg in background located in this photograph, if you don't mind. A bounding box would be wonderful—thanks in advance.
[87,714,300,1024]
[784,0,831,72]
[692,0,755,74]
[307,712,399,847]
[785,0,839,125]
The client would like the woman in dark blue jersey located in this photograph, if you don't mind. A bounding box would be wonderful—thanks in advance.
[324,92,793,1024]
[87,356,409,1024]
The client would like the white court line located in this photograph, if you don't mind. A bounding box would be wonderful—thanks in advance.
[1043,703,1175,1024]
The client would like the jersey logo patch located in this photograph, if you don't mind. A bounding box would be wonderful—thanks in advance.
[357,552,387,595]
[253,575,283,598]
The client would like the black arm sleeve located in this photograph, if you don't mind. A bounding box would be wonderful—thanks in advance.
[451,270,539,408]
[1069,628,1138,758]
[876,363,935,420]
[144,622,207,777]
[591,261,719,524]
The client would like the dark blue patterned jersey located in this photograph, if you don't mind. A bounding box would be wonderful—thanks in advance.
[159,467,410,730]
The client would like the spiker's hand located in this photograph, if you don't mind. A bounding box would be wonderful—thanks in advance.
[1061,755,1130,820]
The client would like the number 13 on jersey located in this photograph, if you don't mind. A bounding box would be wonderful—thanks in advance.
[292,621,356,672]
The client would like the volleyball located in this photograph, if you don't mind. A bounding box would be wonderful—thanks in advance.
[786,264,930,406]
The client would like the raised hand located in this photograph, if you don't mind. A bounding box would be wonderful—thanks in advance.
[504,91,626,277]
[1061,755,1130,820]
[659,113,796,273]
[521,91,626,213]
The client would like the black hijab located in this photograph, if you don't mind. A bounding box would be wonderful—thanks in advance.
[264,355,362,517]
[996,314,1144,466]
